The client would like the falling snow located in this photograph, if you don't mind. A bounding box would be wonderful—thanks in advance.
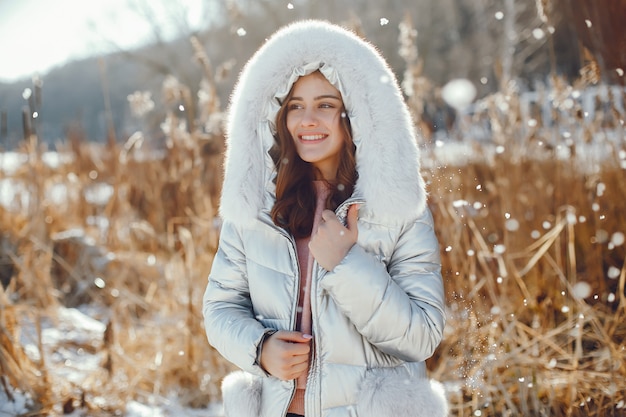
[441,78,477,111]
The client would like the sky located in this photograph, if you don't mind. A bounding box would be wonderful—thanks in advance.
[0,0,209,82]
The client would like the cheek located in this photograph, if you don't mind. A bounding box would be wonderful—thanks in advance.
[330,115,345,136]
[330,111,344,126]
[286,115,298,137]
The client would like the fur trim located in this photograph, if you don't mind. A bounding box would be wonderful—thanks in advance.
[356,373,448,417]
[220,20,427,226]
[220,370,448,417]
[221,371,262,417]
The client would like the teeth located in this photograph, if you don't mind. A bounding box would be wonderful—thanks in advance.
[301,134,326,141]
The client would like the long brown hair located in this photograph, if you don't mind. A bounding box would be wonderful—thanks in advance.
[270,73,357,238]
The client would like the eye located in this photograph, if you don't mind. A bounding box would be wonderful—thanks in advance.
[287,102,303,111]
[319,103,335,109]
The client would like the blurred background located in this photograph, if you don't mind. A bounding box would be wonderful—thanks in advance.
[1,0,623,148]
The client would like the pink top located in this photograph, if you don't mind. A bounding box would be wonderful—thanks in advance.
[288,180,330,415]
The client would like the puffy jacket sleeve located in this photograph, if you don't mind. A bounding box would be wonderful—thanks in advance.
[202,221,269,376]
[320,208,445,362]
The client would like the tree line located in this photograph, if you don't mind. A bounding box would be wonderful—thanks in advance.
[0,0,595,148]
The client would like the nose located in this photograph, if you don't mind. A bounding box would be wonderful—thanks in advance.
[300,108,318,127]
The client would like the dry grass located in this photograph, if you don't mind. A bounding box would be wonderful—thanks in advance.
[0,130,234,415]
[2,24,625,417]
[0,60,234,415]
[418,61,626,416]
[425,150,626,416]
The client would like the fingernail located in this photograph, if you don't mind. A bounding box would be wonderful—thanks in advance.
[303,334,313,339]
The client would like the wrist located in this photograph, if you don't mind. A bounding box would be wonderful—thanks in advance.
[256,329,278,374]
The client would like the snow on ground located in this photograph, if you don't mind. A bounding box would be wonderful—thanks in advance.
[0,305,224,417]
[0,391,32,416]
[0,392,224,417]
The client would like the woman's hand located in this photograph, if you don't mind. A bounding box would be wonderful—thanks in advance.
[309,204,359,271]
[259,331,312,380]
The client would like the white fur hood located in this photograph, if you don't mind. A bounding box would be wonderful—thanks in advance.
[219,20,427,226]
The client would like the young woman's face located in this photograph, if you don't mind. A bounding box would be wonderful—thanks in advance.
[286,72,346,180]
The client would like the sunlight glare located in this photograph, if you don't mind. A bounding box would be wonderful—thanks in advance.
[0,0,208,81]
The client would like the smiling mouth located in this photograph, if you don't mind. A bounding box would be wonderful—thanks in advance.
[300,134,327,141]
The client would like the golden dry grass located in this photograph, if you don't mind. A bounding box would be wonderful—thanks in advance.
[1,97,234,414]
[425,148,626,416]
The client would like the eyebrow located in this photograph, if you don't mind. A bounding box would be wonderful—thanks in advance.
[289,94,342,101]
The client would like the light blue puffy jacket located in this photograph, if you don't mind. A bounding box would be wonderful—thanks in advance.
[203,20,447,417]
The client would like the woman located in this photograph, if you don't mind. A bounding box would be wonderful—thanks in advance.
[203,20,447,417]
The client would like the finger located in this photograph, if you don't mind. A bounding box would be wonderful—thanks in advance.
[279,352,310,379]
[282,364,308,381]
[275,331,312,343]
[287,353,310,369]
[346,204,359,231]
[287,342,311,357]
[290,362,310,378]
[274,333,311,358]
[283,336,311,354]
[279,360,308,380]
[287,350,310,365]
[320,209,337,222]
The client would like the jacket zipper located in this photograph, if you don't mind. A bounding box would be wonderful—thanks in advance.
[306,198,365,417]
[307,260,321,417]
[263,199,365,416]
[261,215,300,417]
